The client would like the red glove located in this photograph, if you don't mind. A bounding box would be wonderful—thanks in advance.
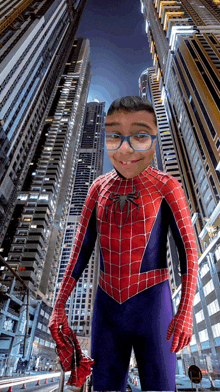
[56,327,94,388]
[49,275,77,347]
[167,273,197,353]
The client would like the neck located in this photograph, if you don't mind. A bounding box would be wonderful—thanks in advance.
[114,168,126,179]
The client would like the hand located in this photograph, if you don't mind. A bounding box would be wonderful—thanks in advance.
[49,306,71,347]
[166,307,193,353]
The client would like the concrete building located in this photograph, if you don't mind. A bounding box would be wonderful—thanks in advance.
[0,20,91,374]
[54,101,105,354]
[0,0,87,246]
[140,0,220,376]
[139,67,182,293]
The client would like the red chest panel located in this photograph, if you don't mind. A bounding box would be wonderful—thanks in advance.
[70,166,197,304]
[96,171,169,303]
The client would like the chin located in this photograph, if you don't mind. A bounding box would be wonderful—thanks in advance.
[117,167,143,179]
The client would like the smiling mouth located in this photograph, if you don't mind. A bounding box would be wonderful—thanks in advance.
[118,159,141,166]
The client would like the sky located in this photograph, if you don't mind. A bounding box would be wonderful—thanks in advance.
[76,0,153,173]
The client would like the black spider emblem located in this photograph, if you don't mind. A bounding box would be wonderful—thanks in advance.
[105,186,140,228]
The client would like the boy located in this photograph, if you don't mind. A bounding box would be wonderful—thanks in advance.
[49,96,198,391]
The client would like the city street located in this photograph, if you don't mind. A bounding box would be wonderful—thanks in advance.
[1,371,220,392]
[0,371,61,392]
[128,373,220,392]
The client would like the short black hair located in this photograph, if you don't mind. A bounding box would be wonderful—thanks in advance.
[107,96,157,125]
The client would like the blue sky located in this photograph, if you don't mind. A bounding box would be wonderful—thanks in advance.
[76,0,153,173]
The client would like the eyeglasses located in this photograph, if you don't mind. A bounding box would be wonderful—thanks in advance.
[105,134,157,151]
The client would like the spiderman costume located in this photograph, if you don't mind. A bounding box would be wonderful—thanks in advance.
[50,165,198,391]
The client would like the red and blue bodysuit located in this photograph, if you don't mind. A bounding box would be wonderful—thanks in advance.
[49,166,198,391]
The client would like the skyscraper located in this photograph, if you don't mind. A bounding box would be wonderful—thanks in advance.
[0,0,87,246]
[141,0,220,375]
[139,67,182,291]
[55,101,105,354]
[0,0,90,371]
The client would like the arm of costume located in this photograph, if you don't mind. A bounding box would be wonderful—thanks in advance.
[164,176,198,353]
[49,180,99,347]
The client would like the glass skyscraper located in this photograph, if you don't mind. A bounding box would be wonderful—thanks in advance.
[0,0,87,246]
[0,0,89,374]
[140,0,220,376]
[139,67,182,291]
[55,101,105,354]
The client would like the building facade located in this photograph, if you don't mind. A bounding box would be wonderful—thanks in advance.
[54,101,105,354]
[0,35,91,375]
[0,0,87,246]
[140,0,220,376]
[139,67,182,292]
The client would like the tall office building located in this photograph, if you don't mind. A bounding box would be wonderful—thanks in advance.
[54,101,105,354]
[0,0,87,245]
[139,67,182,291]
[139,68,182,182]
[141,0,220,375]
[0,32,91,373]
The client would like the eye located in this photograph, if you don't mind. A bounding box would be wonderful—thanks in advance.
[106,134,121,139]
[133,134,149,140]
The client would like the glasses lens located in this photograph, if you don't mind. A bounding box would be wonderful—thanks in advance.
[105,134,153,150]
[106,134,121,150]
[130,134,152,151]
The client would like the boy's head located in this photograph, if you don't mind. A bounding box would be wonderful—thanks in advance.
[105,96,157,179]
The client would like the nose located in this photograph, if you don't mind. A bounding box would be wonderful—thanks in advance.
[119,140,133,151]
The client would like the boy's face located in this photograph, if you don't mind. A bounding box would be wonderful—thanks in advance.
[105,110,157,179]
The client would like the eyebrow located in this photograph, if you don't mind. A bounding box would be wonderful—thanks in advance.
[105,122,153,132]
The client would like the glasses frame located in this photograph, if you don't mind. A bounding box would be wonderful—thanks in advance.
[105,133,157,151]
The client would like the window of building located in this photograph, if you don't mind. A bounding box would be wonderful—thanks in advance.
[175,296,180,308]
[200,178,209,196]
[18,194,28,200]
[15,238,26,244]
[30,194,39,199]
[22,215,33,222]
[199,329,209,342]
[212,322,220,338]
[200,263,209,278]
[194,292,201,305]
[195,309,205,323]
[215,246,220,263]
[203,280,214,296]
[206,199,216,217]
[18,230,28,235]
[190,334,196,346]
[39,194,49,200]
[207,299,220,316]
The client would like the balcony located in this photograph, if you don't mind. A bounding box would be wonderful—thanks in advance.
[163,11,184,30]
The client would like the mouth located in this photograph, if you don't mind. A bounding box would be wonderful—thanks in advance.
[118,159,142,166]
